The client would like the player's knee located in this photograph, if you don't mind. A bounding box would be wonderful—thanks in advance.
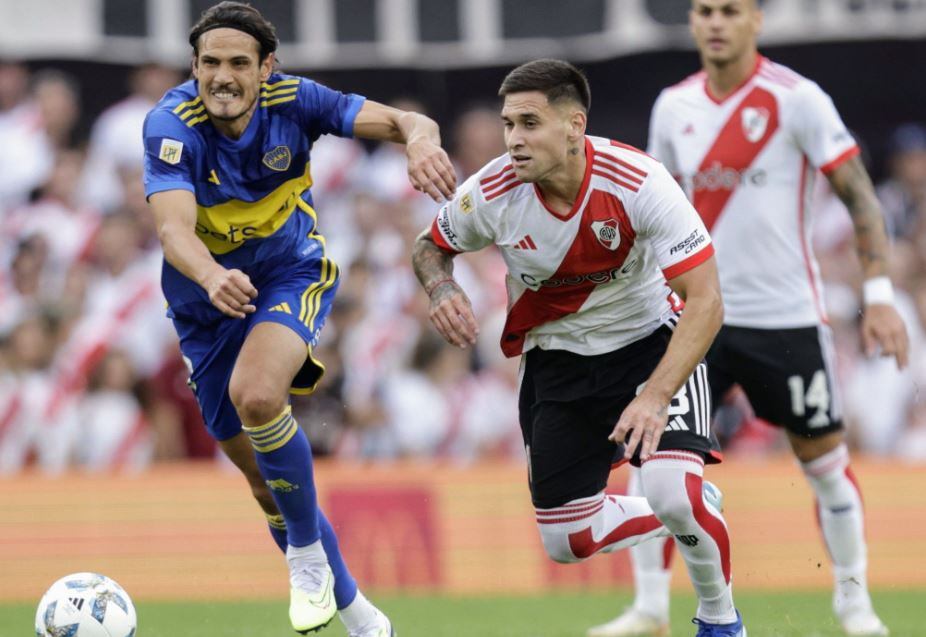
[646,490,693,530]
[228,381,286,425]
[538,532,583,564]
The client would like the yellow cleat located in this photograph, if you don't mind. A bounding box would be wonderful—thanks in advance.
[289,565,336,634]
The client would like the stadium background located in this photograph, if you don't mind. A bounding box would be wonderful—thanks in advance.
[2,1,926,635]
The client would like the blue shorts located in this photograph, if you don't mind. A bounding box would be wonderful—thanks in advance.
[171,250,339,441]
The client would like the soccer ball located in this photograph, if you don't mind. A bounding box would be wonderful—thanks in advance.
[35,573,136,637]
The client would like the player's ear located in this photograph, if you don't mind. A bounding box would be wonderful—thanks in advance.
[259,53,275,82]
[190,54,199,79]
[568,109,587,142]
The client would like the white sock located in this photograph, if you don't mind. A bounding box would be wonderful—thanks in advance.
[287,540,327,564]
[628,467,673,620]
[800,444,870,614]
[535,491,670,563]
[339,591,380,633]
[641,452,736,624]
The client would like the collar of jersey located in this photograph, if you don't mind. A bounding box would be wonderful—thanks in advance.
[703,54,764,106]
[532,136,594,222]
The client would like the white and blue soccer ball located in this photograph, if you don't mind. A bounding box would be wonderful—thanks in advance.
[35,573,136,637]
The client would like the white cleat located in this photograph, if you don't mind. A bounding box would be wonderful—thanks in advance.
[587,608,669,637]
[289,561,337,634]
[349,609,396,637]
[838,608,889,636]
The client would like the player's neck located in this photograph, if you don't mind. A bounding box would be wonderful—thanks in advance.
[536,150,586,214]
[704,49,759,101]
[211,101,258,140]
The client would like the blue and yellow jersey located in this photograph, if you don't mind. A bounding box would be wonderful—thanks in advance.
[142,73,365,317]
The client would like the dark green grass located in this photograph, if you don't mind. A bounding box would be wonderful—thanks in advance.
[5,589,922,637]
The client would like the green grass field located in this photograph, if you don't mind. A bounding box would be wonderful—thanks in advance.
[5,589,922,637]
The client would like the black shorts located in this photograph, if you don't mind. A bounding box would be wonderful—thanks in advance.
[707,324,843,438]
[519,326,720,509]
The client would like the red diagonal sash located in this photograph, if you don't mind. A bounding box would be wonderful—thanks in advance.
[694,86,779,231]
[500,191,635,357]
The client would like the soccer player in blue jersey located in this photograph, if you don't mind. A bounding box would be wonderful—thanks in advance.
[142,2,456,635]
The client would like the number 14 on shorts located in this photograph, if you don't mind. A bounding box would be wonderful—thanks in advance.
[788,370,831,428]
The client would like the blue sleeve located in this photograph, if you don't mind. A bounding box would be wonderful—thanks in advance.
[298,79,366,142]
[142,109,198,199]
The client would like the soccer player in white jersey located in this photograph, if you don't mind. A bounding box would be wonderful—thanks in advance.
[414,59,746,637]
[588,3,909,637]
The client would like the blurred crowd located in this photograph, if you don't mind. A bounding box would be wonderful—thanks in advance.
[0,60,924,475]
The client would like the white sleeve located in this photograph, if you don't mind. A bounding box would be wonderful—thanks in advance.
[646,91,678,175]
[791,81,859,174]
[631,162,714,280]
[429,175,495,253]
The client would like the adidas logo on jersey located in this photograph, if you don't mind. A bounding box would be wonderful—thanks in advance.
[512,235,537,250]
[269,302,292,314]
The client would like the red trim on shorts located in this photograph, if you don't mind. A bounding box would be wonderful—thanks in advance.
[819,145,860,175]
[685,472,731,583]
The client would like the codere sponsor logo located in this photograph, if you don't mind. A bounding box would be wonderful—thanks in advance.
[669,229,706,256]
[692,161,766,192]
[521,259,637,289]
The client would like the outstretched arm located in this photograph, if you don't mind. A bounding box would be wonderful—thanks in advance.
[411,229,479,348]
[826,155,908,368]
[353,101,457,202]
[610,257,723,461]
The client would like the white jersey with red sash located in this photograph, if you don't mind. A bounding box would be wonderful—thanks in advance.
[648,56,859,328]
[431,135,714,358]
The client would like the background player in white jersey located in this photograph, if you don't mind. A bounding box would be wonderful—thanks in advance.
[413,58,746,637]
[589,2,909,637]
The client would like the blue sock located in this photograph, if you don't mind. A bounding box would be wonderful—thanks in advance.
[243,407,320,546]
[318,508,358,609]
[265,513,287,552]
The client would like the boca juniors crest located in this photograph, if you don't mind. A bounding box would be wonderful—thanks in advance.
[263,145,292,171]
[741,107,770,143]
[590,218,621,251]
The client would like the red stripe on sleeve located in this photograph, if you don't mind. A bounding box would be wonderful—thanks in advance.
[662,243,715,280]
[430,217,462,254]
[819,145,860,175]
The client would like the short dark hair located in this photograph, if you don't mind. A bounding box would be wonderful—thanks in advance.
[498,59,590,112]
[189,1,278,61]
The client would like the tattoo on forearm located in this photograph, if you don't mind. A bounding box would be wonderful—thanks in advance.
[828,156,889,276]
[412,229,455,290]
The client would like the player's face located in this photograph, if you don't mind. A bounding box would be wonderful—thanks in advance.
[192,28,272,124]
[690,0,762,66]
[501,92,579,183]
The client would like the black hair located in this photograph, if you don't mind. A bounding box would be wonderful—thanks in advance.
[189,1,278,61]
[498,59,590,112]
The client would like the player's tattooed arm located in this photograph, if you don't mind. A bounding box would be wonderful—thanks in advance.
[826,155,889,277]
[826,155,909,369]
[412,229,479,348]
